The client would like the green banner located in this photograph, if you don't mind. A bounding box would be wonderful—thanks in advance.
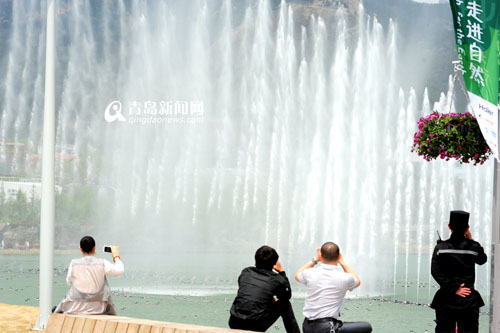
[449,0,500,159]
[449,0,499,105]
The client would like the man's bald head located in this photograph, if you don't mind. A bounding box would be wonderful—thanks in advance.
[321,242,340,262]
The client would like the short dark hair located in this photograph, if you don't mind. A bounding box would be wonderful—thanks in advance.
[80,236,96,253]
[321,242,339,261]
[255,245,279,270]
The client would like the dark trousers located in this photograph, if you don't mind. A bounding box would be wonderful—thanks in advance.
[228,299,300,333]
[302,318,372,333]
[435,307,479,333]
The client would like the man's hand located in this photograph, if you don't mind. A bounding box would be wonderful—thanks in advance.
[337,252,344,266]
[465,230,472,240]
[336,253,361,288]
[273,260,283,273]
[456,283,471,298]
[111,246,120,258]
[315,248,321,262]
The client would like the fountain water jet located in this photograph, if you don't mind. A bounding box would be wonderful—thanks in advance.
[0,0,493,302]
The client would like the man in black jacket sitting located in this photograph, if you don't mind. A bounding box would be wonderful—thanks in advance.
[229,245,300,332]
[431,210,487,333]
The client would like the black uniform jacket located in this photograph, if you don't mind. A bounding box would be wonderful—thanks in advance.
[230,266,292,321]
[431,233,487,310]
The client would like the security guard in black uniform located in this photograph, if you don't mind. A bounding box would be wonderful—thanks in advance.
[431,210,487,333]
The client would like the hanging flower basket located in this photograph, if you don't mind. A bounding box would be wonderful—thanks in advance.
[411,111,491,165]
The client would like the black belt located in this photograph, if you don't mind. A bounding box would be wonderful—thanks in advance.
[305,317,338,323]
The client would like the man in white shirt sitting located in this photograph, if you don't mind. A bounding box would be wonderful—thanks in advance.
[54,236,124,315]
[295,242,372,333]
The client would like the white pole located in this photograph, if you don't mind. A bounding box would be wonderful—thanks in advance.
[492,158,500,332]
[34,0,56,329]
[490,76,500,332]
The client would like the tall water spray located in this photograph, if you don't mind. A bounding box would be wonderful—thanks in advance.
[0,0,493,302]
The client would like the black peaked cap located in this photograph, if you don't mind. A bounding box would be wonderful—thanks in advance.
[449,210,470,229]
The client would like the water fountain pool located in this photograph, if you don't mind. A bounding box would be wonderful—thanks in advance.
[0,0,493,306]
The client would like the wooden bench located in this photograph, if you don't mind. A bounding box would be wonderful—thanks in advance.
[45,314,256,333]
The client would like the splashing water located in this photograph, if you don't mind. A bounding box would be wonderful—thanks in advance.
[0,0,492,302]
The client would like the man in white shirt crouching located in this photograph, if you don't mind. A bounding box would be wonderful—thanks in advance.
[295,242,372,333]
[54,236,124,315]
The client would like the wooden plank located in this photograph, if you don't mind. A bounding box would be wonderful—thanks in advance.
[45,314,257,333]
[104,320,119,333]
[138,325,152,333]
[127,323,140,333]
[162,328,176,333]
[61,316,76,332]
[45,314,65,333]
[116,322,129,333]
[114,317,159,325]
[82,318,97,333]
[150,327,163,333]
[72,317,86,333]
[94,319,107,333]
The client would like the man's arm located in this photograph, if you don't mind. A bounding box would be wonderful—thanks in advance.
[295,248,321,283]
[294,261,314,283]
[273,261,292,301]
[466,231,487,265]
[475,244,487,265]
[105,246,124,276]
[66,261,73,286]
[338,254,360,288]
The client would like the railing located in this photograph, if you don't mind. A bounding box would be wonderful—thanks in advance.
[0,177,42,183]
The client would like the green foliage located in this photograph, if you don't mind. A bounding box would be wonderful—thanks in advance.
[0,185,109,226]
[411,111,491,165]
[0,190,40,225]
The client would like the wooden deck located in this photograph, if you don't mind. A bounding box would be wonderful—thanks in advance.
[45,314,256,333]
